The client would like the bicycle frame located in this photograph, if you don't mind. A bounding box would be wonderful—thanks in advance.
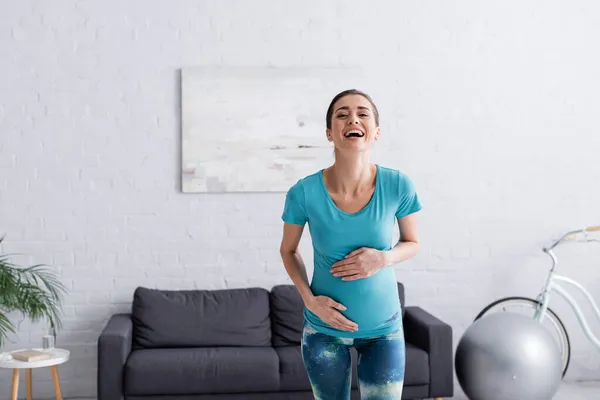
[534,231,600,349]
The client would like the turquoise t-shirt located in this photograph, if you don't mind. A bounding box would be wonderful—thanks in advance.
[281,164,423,338]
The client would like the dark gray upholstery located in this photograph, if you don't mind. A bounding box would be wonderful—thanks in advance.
[125,347,280,395]
[97,313,132,400]
[131,287,272,349]
[269,284,305,347]
[404,306,454,398]
[124,387,432,400]
[126,392,361,400]
[98,282,453,400]
[275,346,310,391]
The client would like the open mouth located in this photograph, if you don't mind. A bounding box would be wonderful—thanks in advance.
[344,130,365,138]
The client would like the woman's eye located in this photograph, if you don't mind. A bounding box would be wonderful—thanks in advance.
[360,113,369,117]
[337,114,347,118]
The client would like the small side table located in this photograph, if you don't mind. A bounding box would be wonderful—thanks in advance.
[0,348,70,400]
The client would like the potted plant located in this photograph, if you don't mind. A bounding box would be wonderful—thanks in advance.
[0,236,67,349]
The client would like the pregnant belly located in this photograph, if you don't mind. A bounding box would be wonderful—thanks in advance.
[310,263,401,332]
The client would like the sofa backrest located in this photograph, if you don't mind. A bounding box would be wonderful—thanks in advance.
[269,284,305,347]
[269,282,406,346]
[130,282,406,349]
[131,286,272,349]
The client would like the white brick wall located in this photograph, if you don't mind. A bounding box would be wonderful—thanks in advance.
[2,1,600,398]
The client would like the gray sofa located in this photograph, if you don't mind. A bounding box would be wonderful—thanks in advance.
[98,283,453,399]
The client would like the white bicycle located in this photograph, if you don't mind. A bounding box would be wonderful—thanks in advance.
[474,225,600,377]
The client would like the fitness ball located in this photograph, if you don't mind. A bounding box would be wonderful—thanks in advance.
[455,311,562,400]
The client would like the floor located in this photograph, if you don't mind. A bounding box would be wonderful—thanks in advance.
[452,380,600,400]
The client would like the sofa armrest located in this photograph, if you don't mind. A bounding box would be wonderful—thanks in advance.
[97,313,133,400]
[403,306,453,398]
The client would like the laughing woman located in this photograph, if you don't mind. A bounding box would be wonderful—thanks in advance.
[279,89,422,400]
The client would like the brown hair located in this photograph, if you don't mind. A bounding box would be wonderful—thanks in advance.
[326,89,379,129]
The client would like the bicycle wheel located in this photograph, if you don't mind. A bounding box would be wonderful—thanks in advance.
[475,296,571,377]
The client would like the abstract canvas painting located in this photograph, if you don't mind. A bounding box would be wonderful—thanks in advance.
[181,66,368,193]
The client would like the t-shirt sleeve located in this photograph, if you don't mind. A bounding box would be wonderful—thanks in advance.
[281,180,308,225]
[395,173,423,219]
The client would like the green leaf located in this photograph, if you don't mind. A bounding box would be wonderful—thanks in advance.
[0,235,67,347]
[0,312,16,348]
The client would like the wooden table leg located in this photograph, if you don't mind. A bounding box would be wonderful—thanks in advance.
[26,368,32,400]
[51,365,63,400]
[11,368,19,400]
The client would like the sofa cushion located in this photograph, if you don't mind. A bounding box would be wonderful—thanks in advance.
[131,286,271,348]
[276,341,428,391]
[397,281,406,316]
[275,346,310,391]
[405,342,430,385]
[124,347,280,395]
[270,283,406,347]
[270,285,305,347]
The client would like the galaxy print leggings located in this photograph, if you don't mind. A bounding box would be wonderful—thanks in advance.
[301,320,405,400]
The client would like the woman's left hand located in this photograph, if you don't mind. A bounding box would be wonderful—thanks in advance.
[330,247,389,281]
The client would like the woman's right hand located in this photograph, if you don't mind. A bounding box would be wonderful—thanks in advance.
[306,296,358,332]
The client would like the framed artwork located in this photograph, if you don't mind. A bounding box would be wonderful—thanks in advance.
[181,66,367,192]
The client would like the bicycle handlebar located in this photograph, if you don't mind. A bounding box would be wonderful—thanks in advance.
[545,224,600,250]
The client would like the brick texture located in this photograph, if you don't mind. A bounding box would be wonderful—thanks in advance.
[1,1,600,398]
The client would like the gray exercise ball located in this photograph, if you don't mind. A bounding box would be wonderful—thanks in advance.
[455,311,562,400]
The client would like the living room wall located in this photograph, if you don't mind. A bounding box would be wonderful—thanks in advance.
[2,1,600,398]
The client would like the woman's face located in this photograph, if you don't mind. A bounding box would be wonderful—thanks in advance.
[327,94,380,152]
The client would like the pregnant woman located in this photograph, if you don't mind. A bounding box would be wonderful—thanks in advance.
[279,89,422,400]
